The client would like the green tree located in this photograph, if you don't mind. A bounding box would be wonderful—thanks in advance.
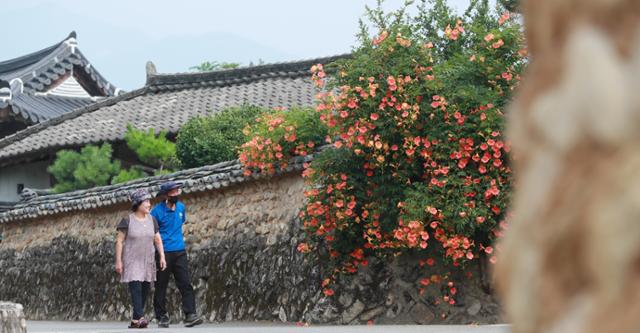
[124,125,178,173]
[48,127,179,191]
[48,144,121,193]
[112,167,147,184]
[190,61,241,72]
[176,105,265,168]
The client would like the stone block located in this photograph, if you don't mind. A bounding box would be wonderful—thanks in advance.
[0,302,26,333]
[338,292,354,307]
[467,299,482,316]
[342,299,365,324]
[410,303,435,325]
[359,306,385,321]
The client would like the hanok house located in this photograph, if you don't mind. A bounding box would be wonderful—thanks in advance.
[0,54,347,204]
[0,32,119,204]
[0,31,119,138]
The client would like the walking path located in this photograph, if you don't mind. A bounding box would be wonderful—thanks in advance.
[27,321,510,333]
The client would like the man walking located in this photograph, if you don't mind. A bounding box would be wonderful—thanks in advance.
[152,181,203,328]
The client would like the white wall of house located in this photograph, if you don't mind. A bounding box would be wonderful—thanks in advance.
[0,161,51,202]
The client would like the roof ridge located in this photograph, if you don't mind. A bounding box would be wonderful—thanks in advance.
[0,31,75,75]
[0,87,146,150]
[146,54,350,90]
[31,92,99,101]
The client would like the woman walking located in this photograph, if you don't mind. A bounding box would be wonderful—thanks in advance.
[115,189,167,328]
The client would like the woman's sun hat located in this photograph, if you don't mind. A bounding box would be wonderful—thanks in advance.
[129,188,152,207]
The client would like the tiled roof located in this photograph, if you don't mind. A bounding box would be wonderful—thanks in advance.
[0,31,117,96]
[4,92,99,123]
[0,31,118,127]
[0,54,349,166]
[0,156,311,223]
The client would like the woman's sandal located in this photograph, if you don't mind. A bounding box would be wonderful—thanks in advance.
[128,318,149,329]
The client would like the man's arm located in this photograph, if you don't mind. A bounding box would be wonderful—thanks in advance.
[154,233,166,270]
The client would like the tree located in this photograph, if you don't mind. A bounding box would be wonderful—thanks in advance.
[190,61,241,72]
[49,127,179,190]
[190,59,267,72]
[176,105,265,168]
[124,125,178,173]
[112,167,147,185]
[111,126,178,184]
[248,59,265,67]
[48,144,121,192]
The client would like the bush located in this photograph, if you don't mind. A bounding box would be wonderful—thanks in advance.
[176,105,265,168]
[239,107,328,174]
[291,0,524,297]
[48,144,121,193]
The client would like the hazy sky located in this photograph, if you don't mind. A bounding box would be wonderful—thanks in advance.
[3,0,477,90]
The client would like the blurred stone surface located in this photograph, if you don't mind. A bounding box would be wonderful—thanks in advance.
[0,302,26,333]
[410,303,435,325]
[342,300,365,324]
[495,1,640,333]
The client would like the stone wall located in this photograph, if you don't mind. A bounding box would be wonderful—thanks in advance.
[0,173,501,324]
[0,302,26,333]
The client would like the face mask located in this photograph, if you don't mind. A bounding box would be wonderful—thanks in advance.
[167,195,179,204]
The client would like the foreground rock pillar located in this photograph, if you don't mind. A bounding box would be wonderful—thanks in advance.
[495,1,640,333]
[0,302,26,333]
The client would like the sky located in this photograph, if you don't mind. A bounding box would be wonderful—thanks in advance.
[3,0,477,90]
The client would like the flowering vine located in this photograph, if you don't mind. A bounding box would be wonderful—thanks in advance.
[303,0,524,300]
[239,107,327,175]
[241,0,526,305]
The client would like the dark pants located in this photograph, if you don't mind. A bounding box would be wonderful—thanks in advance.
[128,281,150,320]
[154,250,196,319]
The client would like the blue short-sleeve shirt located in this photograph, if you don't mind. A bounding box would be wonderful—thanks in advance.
[151,201,187,252]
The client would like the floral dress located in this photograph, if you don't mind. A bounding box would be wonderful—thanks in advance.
[117,213,159,283]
